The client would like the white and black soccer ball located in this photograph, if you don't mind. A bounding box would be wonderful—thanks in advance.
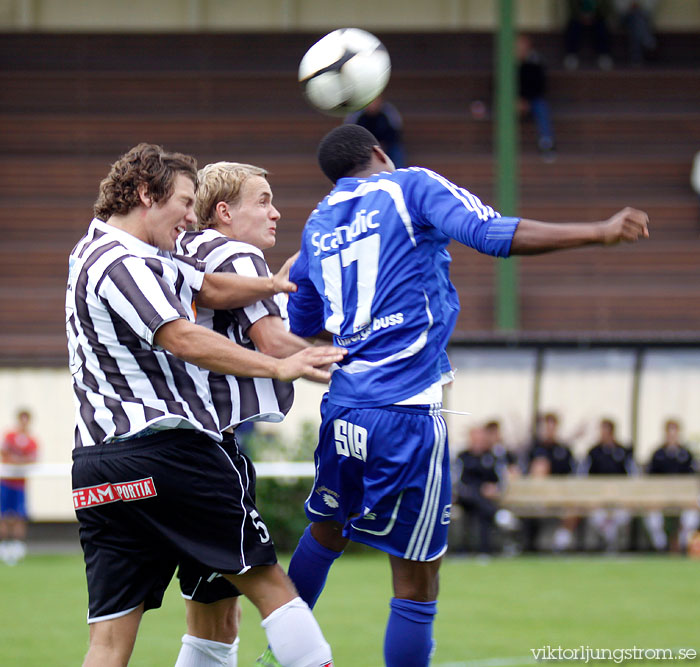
[298,28,391,116]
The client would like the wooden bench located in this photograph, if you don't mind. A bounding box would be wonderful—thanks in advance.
[501,475,700,517]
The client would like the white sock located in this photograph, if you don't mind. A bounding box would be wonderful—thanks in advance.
[175,633,236,667]
[645,512,667,550]
[13,540,27,560]
[552,527,573,551]
[261,597,332,667]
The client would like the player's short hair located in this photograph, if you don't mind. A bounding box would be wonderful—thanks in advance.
[94,143,197,221]
[601,418,616,433]
[664,418,680,431]
[317,124,378,183]
[195,162,268,230]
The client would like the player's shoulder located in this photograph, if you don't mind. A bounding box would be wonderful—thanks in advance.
[178,229,265,263]
[177,228,228,257]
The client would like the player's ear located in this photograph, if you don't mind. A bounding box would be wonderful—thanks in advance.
[215,201,232,223]
[372,145,395,171]
[137,183,153,208]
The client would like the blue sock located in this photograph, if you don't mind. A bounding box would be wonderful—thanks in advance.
[384,598,437,667]
[287,524,343,609]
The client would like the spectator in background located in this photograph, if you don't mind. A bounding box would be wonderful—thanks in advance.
[484,419,520,475]
[613,0,658,65]
[564,0,614,71]
[524,412,578,552]
[345,96,405,168]
[644,419,700,553]
[691,150,700,217]
[0,409,39,565]
[454,426,518,554]
[581,418,637,551]
[517,34,556,161]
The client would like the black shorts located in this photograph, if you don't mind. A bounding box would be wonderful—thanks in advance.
[72,430,276,623]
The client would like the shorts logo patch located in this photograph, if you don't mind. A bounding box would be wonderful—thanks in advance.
[441,503,452,525]
[72,477,157,510]
[315,485,340,510]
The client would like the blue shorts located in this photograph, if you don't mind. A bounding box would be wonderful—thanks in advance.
[0,482,28,519]
[305,398,451,561]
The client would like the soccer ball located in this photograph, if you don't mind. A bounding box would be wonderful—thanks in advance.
[298,28,391,116]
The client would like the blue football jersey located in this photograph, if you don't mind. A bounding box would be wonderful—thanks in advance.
[288,167,519,407]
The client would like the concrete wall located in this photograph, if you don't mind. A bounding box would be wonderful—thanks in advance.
[2,351,699,520]
[1,0,699,32]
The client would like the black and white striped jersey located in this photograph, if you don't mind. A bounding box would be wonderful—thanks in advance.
[177,229,294,430]
[66,219,221,448]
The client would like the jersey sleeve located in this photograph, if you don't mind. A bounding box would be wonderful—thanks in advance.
[407,168,520,257]
[171,253,205,294]
[213,249,281,335]
[288,239,325,338]
[100,255,188,345]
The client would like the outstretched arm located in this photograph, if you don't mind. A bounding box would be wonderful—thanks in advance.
[196,252,299,309]
[154,318,344,383]
[510,207,649,255]
[248,315,311,358]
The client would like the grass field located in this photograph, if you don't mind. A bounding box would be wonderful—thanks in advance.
[0,552,698,666]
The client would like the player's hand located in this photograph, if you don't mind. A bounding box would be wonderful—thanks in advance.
[600,207,650,245]
[275,345,347,383]
[272,252,300,294]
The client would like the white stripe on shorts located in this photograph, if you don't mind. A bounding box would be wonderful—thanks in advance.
[404,412,447,560]
[216,443,251,575]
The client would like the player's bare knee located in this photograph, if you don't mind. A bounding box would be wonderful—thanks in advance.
[390,556,441,601]
[310,520,348,552]
[185,598,239,644]
[229,564,297,617]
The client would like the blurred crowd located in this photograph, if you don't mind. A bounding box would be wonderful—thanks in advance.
[452,414,699,556]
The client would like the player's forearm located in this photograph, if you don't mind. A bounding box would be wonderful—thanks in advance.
[196,273,278,310]
[509,218,605,255]
[156,319,281,378]
[255,331,310,358]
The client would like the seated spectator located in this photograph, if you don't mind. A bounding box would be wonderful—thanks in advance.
[564,0,614,71]
[453,426,518,554]
[517,34,556,160]
[580,418,637,551]
[644,419,700,552]
[524,412,578,552]
[691,150,700,217]
[484,419,520,476]
[613,0,658,65]
[345,96,405,168]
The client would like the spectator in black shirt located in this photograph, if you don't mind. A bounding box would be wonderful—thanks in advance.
[517,35,556,160]
[644,419,699,552]
[454,426,517,554]
[345,96,405,168]
[524,413,578,551]
[526,413,577,476]
[581,418,636,550]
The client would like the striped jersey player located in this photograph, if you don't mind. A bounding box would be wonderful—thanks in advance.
[66,144,341,667]
[176,229,294,429]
